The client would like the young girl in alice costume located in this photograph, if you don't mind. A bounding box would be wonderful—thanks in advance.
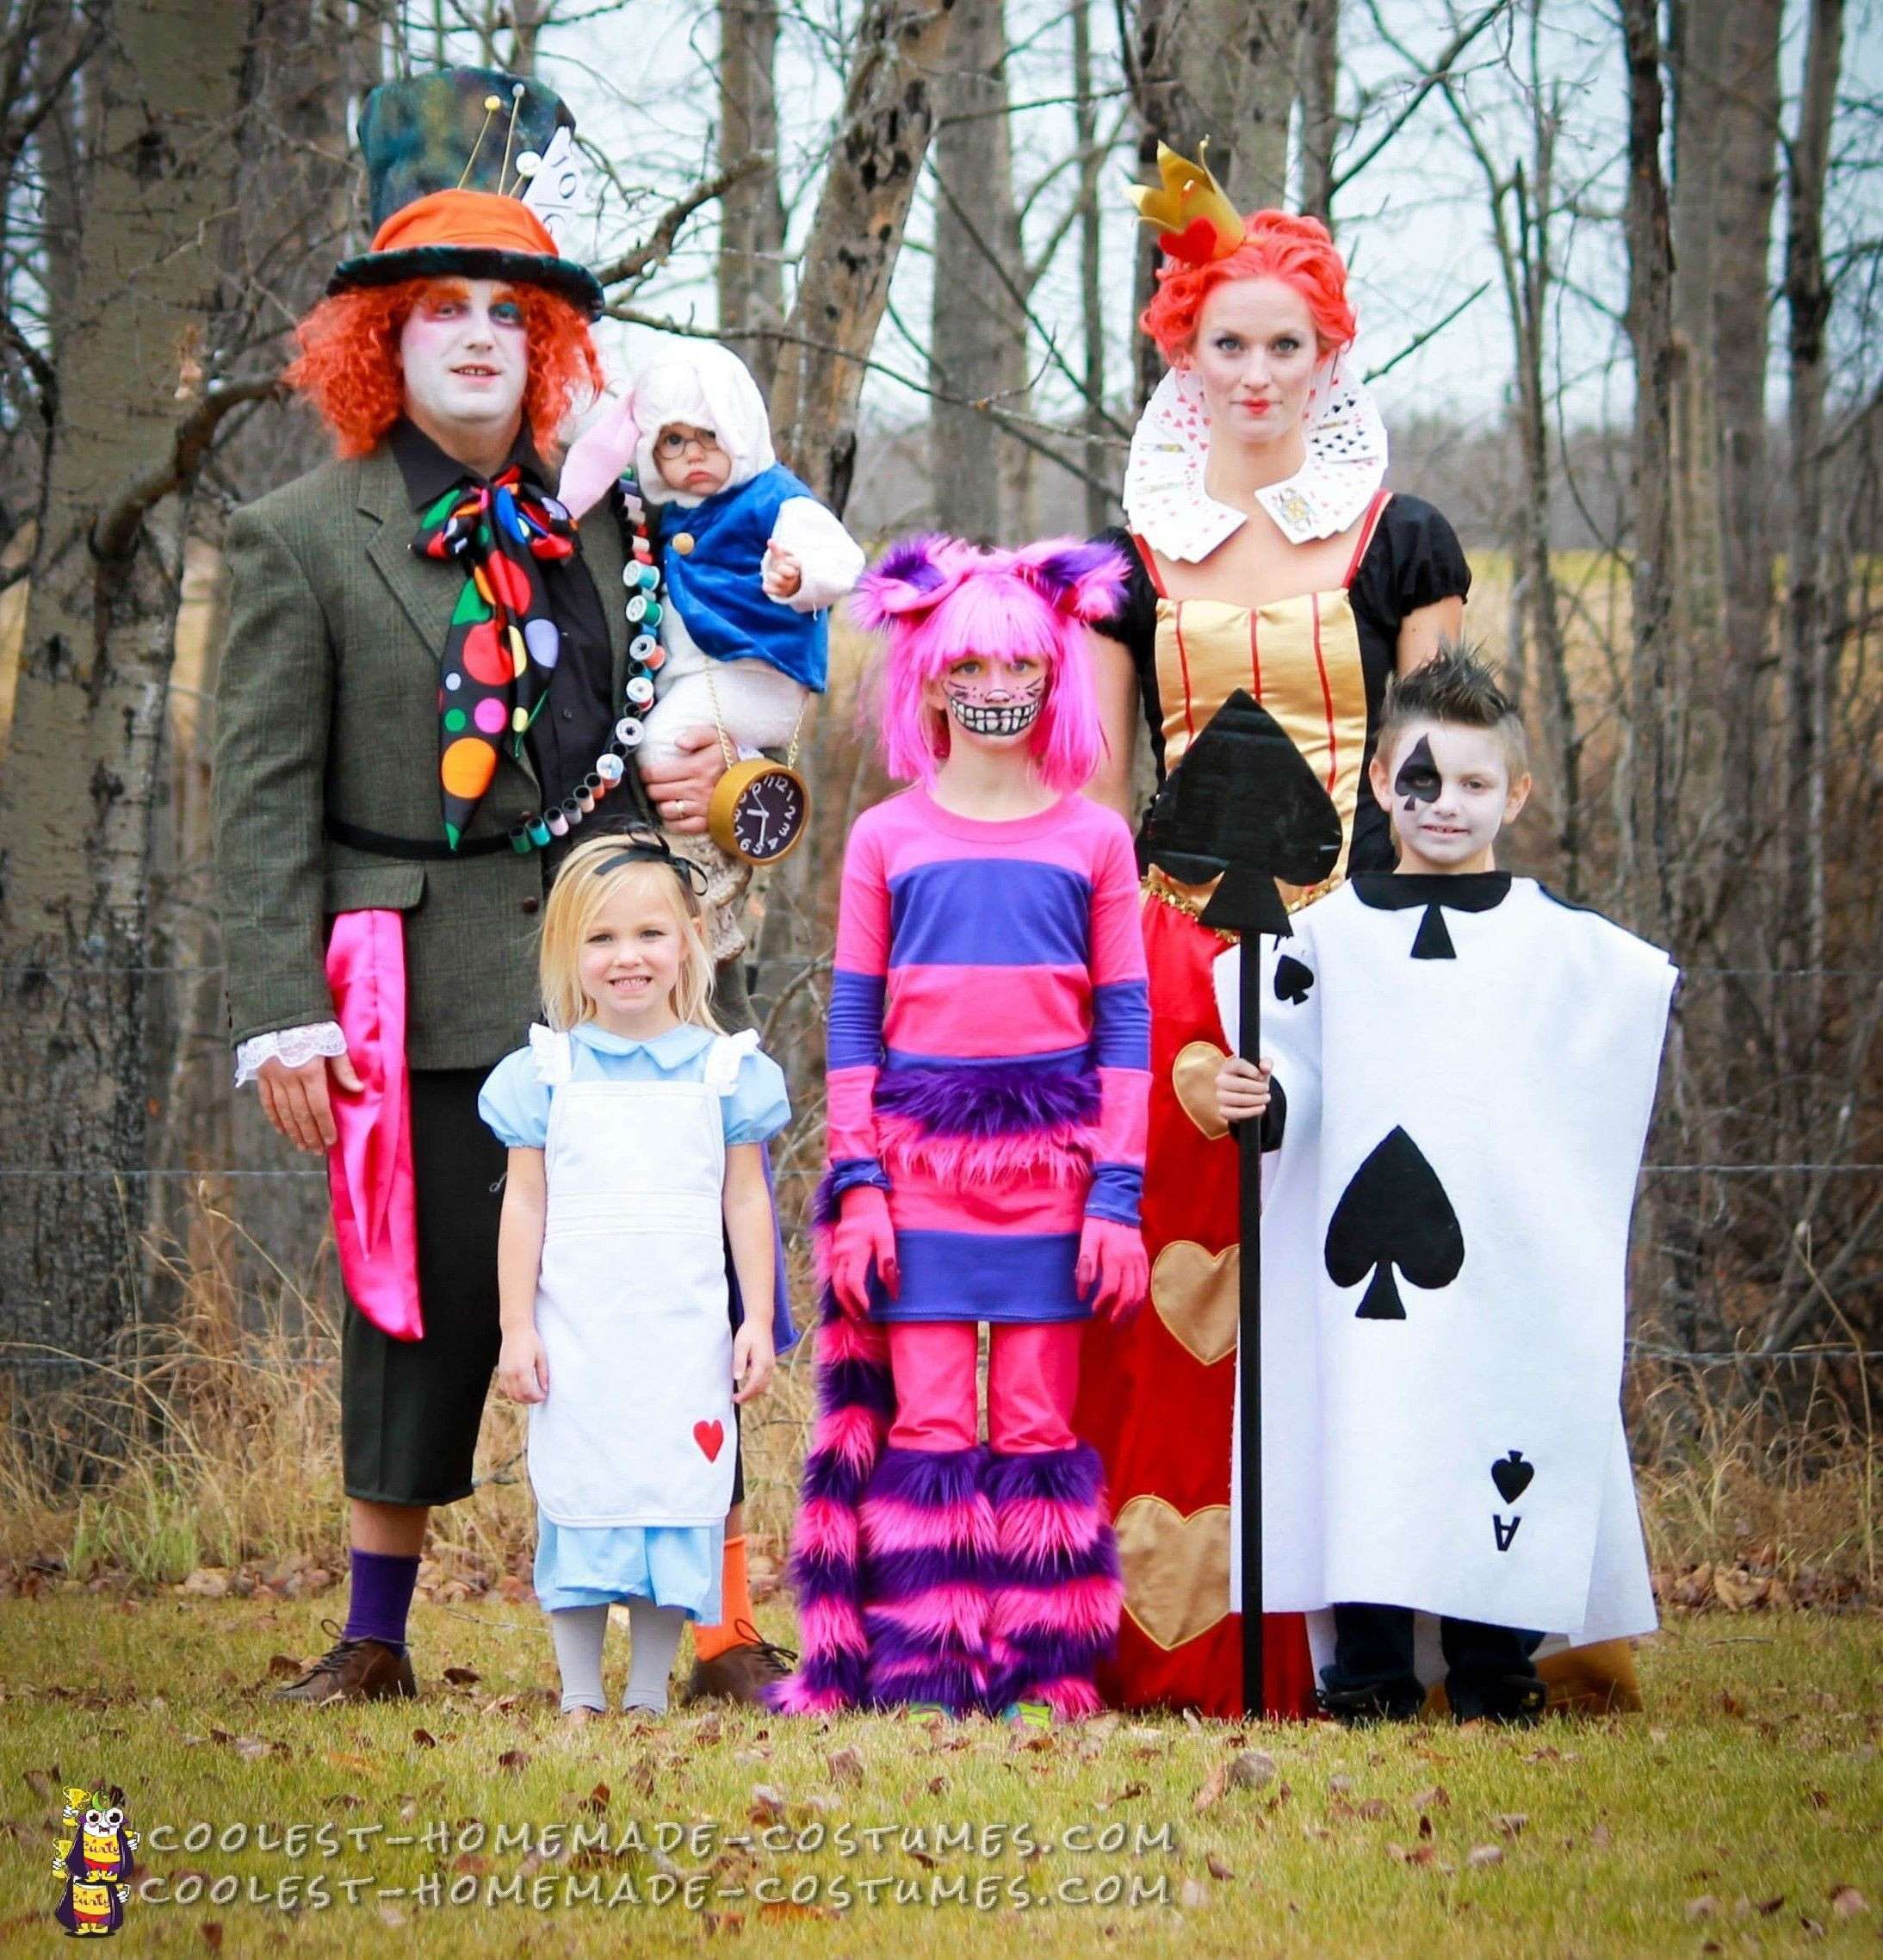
[480,829,790,1718]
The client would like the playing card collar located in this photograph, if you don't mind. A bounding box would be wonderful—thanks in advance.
[1122,360,1390,561]
[1349,871,1512,913]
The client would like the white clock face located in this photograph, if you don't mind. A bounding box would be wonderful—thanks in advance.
[733,771,807,862]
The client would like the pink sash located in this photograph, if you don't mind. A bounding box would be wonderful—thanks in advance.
[324,910,422,1341]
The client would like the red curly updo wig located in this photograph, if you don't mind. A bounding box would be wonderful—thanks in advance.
[285,277,604,459]
[1141,210,1357,366]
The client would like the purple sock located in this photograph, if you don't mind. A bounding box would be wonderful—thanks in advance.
[343,1548,420,1653]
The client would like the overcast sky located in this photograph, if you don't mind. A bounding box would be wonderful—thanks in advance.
[515,0,1883,453]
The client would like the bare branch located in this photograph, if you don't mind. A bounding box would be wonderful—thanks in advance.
[590,155,765,291]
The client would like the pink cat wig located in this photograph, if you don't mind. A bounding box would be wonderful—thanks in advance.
[852,535,1127,795]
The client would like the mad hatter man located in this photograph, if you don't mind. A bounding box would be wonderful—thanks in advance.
[214,69,794,1704]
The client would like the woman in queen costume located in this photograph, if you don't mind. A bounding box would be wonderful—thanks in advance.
[1075,146,1471,1719]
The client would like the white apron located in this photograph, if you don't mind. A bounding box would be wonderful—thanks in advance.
[526,1027,752,1528]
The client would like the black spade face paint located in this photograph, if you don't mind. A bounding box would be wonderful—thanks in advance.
[1394,734,1441,813]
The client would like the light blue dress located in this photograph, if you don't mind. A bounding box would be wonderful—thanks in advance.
[480,1021,790,1618]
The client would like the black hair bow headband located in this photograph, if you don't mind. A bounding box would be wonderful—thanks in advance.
[592,829,710,896]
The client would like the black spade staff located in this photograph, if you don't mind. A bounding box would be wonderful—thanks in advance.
[1140,690,1342,1717]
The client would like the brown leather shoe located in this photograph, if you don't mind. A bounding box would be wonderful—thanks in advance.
[679,1622,797,1706]
[273,1621,417,1705]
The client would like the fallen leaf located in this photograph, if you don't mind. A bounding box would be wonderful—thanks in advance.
[1719,1690,1747,1719]
[496,1750,528,1772]
[1753,1895,1785,1916]
[325,1751,373,1773]
[1103,1782,1148,1806]
[1414,1784,1451,1811]
[1799,1915,1826,1938]
[827,1746,864,1786]
[749,1785,786,1824]
[378,1904,406,1927]
[926,1775,947,1796]
[1493,1814,1527,1838]
[322,1793,363,1809]
[1686,1896,1717,1921]
[1465,1845,1503,1869]
[1830,1887,1868,1919]
[442,1665,480,1686]
[1355,1799,1390,1821]
[1229,1750,1277,1790]
[1205,1854,1235,1882]
[1418,1814,1434,1841]
[1179,1877,1209,1909]
[1589,1823,1612,1848]
[412,1729,437,1748]
[1806,1789,1831,1809]
[201,1922,224,1951]
[265,1655,302,1680]
[232,1737,271,1762]
[580,1783,610,1816]
[1328,1774,1354,1795]
[1192,1763,1227,1814]
[695,1713,724,1745]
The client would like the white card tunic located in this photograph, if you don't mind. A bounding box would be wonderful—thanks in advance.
[1217,877,1675,1642]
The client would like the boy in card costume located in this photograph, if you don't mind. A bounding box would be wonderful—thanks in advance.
[213,69,789,1706]
[1215,649,1675,1720]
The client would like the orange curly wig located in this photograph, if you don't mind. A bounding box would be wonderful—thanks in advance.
[286,277,604,459]
[1142,210,1357,365]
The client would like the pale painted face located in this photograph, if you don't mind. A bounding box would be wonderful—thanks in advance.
[1370,720,1531,875]
[399,279,528,443]
[1186,276,1322,450]
[923,652,1049,746]
[579,879,687,1036]
[653,423,734,497]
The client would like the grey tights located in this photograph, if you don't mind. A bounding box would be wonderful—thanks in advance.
[548,1599,688,1714]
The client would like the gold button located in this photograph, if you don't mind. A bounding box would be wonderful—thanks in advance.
[672,533,694,555]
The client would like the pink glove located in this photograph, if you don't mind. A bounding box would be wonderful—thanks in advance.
[828,1184,899,1321]
[1078,1215,1149,1324]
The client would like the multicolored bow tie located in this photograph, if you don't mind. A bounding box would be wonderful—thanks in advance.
[414,465,579,849]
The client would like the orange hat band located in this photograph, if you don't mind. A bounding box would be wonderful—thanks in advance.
[369,188,561,263]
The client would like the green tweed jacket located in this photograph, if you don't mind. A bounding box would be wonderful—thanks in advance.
[214,441,740,1071]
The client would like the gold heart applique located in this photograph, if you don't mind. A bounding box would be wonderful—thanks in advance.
[1113,1496,1232,1650]
[1171,1039,1230,1140]
[1151,1238,1238,1366]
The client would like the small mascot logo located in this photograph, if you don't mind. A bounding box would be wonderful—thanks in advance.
[51,1786,137,1938]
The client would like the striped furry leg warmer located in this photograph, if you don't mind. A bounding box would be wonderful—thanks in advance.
[984,1444,1124,1719]
[858,1444,996,1713]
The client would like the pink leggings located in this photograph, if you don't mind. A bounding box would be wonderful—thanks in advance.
[885,1320,1083,1454]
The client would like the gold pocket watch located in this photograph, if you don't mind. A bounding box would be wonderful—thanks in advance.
[703,667,812,865]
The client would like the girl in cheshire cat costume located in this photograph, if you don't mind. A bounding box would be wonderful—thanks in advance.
[771,537,1150,1721]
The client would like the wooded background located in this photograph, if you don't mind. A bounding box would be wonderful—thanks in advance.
[0,0,1880,1486]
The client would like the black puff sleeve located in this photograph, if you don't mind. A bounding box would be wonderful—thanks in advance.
[1350,494,1471,630]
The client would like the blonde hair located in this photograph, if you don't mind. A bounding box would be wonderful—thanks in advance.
[537,832,722,1033]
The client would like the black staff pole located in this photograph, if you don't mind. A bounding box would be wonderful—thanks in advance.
[1139,690,1342,1720]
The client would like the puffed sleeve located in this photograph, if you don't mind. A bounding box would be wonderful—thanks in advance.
[723,1046,792,1145]
[478,1047,553,1149]
[1355,495,1471,623]
[768,497,867,613]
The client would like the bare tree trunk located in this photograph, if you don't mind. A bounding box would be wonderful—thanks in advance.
[1072,0,1109,533]
[928,0,1027,543]
[1124,0,1302,408]
[768,0,957,514]
[1779,0,1843,1064]
[717,0,785,394]
[0,0,246,1448]
[1297,0,1339,224]
[1619,0,1677,946]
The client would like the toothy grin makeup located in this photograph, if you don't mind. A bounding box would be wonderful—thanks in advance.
[945,673,1046,739]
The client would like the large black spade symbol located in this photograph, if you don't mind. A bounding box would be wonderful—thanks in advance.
[1323,1127,1465,1319]
[1491,1451,1534,1504]
[1274,955,1315,1005]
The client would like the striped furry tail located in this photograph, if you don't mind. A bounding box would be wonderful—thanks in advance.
[766,1269,893,1715]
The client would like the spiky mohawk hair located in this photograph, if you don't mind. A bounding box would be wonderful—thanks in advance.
[1378,637,1528,776]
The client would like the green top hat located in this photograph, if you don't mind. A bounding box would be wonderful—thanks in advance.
[329,68,604,318]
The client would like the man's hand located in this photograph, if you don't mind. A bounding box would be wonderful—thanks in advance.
[1215,1055,1273,1126]
[761,541,803,600]
[639,724,728,835]
[732,1322,776,1405]
[257,1050,363,1153]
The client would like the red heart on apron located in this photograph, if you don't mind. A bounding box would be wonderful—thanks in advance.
[693,1420,725,1462]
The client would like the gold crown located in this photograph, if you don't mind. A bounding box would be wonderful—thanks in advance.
[1128,140,1246,265]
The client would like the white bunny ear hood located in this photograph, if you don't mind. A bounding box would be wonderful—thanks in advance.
[630,339,777,506]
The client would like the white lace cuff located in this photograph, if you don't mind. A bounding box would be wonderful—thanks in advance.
[234,1021,348,1088]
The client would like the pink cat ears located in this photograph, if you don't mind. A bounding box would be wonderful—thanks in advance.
[853,533,1127,631]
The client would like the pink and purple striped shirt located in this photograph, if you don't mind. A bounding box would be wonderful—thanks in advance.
[827,788,1150,1324]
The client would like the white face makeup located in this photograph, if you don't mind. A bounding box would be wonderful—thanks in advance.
[399,279,529,445]
[1186,276,1322,454]
[927,653,1048,742]
[1371,721,1531,875]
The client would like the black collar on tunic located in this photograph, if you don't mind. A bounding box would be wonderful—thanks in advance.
[1348,870,1512,959]
[387,416,550,512]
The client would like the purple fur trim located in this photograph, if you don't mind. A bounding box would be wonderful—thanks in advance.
[874,533,953,593]
[874,1064,1100,1140]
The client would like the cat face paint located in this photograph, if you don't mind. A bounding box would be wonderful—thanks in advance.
[939,654,1048,740]
[1371,721,1529,875]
